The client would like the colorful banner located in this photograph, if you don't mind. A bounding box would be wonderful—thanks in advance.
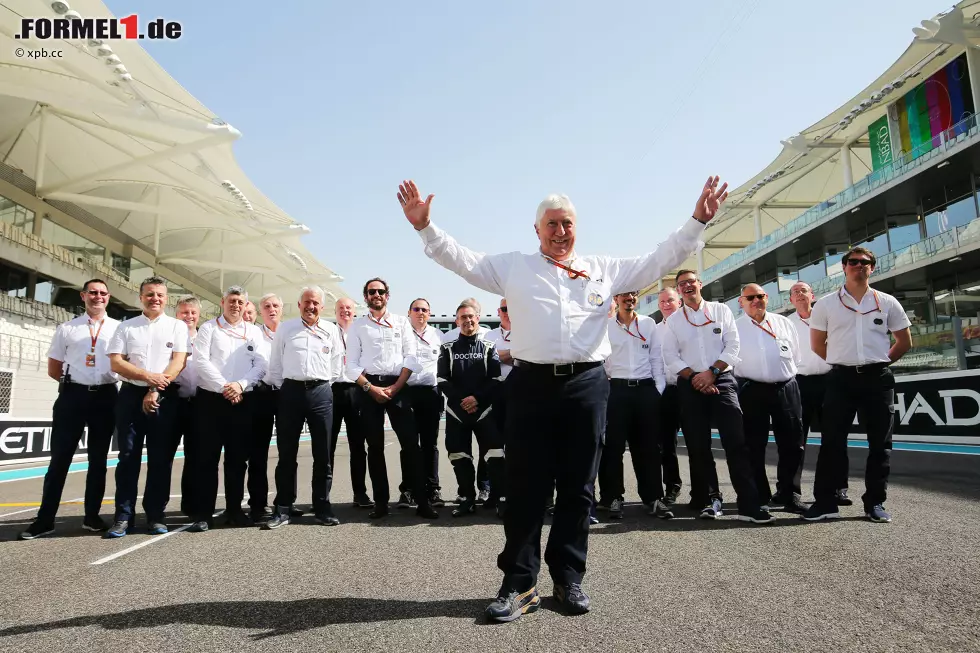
[894,53,975,159]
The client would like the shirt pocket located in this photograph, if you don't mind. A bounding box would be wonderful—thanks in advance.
[777,338,794,359]
[577,279,612,312]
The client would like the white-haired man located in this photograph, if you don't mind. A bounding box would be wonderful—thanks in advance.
[398,176,727,621]
[264,286,345,529]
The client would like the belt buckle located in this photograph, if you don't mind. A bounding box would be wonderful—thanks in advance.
[88,384,99,392]
[627,379,639,387]
[553,363,573,376]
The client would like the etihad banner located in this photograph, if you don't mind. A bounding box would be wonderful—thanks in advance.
[868,115,892,171]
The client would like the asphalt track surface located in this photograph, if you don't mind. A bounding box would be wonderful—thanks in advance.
[1,431,978,653]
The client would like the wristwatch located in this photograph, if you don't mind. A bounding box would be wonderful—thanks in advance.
[362,382,372,392]
[709,366,722,376]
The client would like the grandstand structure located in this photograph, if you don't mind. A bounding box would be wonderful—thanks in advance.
[643,0,980,376]
[0,0,349,420]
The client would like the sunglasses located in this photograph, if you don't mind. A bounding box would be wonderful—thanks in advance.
[845,258,873,267]
[86,290,109,297]
[411,306,429,313]
[499,306,508,313]
[742,293,766,301]
[618,291,639,297]
[366,288,388,296]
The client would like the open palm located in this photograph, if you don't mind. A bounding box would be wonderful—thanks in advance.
[693,175,729,223]
[397,180,434,230]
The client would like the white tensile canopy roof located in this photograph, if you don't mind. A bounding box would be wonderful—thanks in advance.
[670,1,980,284]
[0,0,348,314]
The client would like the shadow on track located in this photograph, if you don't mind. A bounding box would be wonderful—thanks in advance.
[0,597,494,639]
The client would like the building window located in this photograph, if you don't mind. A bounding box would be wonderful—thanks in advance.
[0,370,12,415]
[0,195,34,232]
[40,219,104,262]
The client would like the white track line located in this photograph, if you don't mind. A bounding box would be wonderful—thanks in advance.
[90,523,195,566]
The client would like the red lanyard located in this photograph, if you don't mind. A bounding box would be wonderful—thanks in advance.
[838,287,881,315]
[501,329,511,342]
[303,319,328,341]
[216,316,247,340]
[752,318,776,339]
[87,319,104,353]
[369,314,393,328]
[799,316,810,326]
[260,324,275,341]
[616,316,646,341]
[541,254,590,280]
[413,328,431,346]
[682,303,715,327]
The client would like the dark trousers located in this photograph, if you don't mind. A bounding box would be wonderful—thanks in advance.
[797,373,848,490]
[331,382,367,498]
[174,396,197,517]
[37,383,117,524]
[658,384,683,497]
[677,372,761,512]
[406,384,442,497]
[598,382,664,505]
[445,411,504,499]
[273,380,334,513]
[357,374,418,507]
[114,382,179,522]
[814,365,895,510]
[190,390,254,520]
[738,377,805,502]
[497,364,609,592]
[247,388,278,516]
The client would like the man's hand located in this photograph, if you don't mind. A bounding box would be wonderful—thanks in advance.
[691,370,716,392]
[142,390,160,415]
[698,383,720,395]
[498,349,514,365]
[144,372,170,390]
[222,382,244,402]
[461,396,478,414]
[692,176,729,223]
[381,384,403,399]
[397,180,434,231]
[369,385,390,404]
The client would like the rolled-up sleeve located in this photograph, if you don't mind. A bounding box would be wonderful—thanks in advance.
[345,328,365,380]
[718,305,741,369]
[660,320,687,377]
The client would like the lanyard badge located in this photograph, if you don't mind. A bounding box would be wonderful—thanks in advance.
[85,318,104,367]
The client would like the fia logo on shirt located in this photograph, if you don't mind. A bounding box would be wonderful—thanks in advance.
[587,292,604,307]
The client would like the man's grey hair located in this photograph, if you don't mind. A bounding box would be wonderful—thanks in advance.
[223,285,248,300]
[299,285,326,303]
[176,295,201,309]
[139,275,168,294]
[259,292,283,306]
[457,297,481,314]
[658,287,679,299]
[535,193,576,227]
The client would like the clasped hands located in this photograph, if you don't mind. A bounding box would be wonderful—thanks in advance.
[369,384,402,404]
[689,370,720,395]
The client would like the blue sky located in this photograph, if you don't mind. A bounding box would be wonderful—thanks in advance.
[111,0,934,319]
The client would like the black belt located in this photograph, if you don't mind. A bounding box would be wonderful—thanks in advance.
[609,377,654,387]
[513,359,603,377]
[283,378,330,389]
[832,363,889,374]
[741,377,794,388]
[65,382,116,393]
[332,382,357,389]
[365,374,399,385]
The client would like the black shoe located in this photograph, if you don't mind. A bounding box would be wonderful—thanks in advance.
[315,511,340,526]
[648,499,674,519]
[289,507,305,518]
[369,505,389,519]
[223,510,253,527]
[553,583,591,615]
[485,587,541,623]
[782,497,808,514]
[495,498,507,519]
[262,512,290,530]
[608,498,624,520]
[477,489,490,504]
[188,520,210,532]
[429,491,445,508]
[250,509,272,524]
[769,492,790,507]
[416,502,439,519]
[353,493,374,508]
[737,507,775,524]
[396,492,414,509]
[835,489,853,506]
[802,503,842,522]
[147,521,168,535]
[82,515,109,532]
[595,499,611,512]
[663,490,679,506]
[105,520,129,538]
[19,521,55,540]
[452,498,476,517]
[865,504,892,523]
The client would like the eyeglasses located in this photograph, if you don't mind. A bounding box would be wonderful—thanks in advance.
[677,279,698,287]
[411,306,429,313]
[845,258,873,267]
[499,307,508,313]
[366,288,388,296]
[86,290,109,297]
[742,294,766,301]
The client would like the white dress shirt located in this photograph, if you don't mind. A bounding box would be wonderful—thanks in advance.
[254,323,277,384]
[655,320,679,386]
[809,287,910,366]
[266,317,344,387]
[107,313,190,386]
[788,311,832,376]
[193,317,268,394]
[661,300,740,375]
[484,327,514,379]
[335,325,359,383]
[417,218,704,364]
[47,313,120,386]
[406,324,443,387]
[604,314,666,392]
[175,335,198,398]
[734,312,801,383]
[345,311,417,379]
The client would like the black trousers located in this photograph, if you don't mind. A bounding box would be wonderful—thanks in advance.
[247,388,278,516]
[598,381,664,505]
[331,382,368,498]
[188,390,254,520]
[405,384,442,498]
[497,364,609,592]
[797,373,848,490]
[677,372,761,512]
[738,377,805,502]
[174,396,197,517]
[445,409,504,499]
[658,384,683,496]
[814,365,895,510]
[274,380,334,513]
[355,375,416,507]
[36,383,117,524]
[114,382,179,522]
